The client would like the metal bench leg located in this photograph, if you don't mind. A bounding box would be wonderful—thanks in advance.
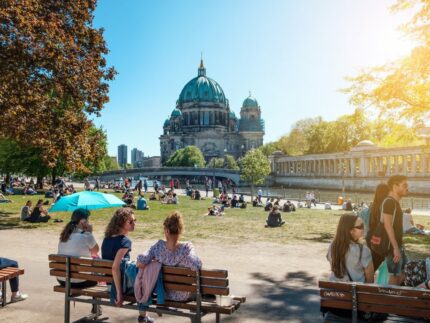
[91,297,101,319]
[65,257,71,323]
[216,312,221,323]
[1,282,6,307]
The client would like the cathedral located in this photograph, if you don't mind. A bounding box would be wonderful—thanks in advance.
[160,59,265,165]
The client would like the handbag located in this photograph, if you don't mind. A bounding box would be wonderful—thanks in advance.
[370,198,396,256]
[404,260,427,287]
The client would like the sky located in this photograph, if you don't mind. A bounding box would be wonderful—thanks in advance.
[92,0,416,159]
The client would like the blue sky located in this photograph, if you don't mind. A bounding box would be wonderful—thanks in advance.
[92,0,415,159]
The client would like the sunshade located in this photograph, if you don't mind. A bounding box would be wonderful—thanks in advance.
[49,191,125,212]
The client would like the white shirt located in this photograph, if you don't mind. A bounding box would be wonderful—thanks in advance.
[403,212,413,232]
[57,229,97,282]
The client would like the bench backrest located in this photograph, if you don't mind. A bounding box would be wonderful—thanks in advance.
[319,280,430,319]
[49,254,230,296]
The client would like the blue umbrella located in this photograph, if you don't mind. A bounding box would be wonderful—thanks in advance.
[49,191,125,212]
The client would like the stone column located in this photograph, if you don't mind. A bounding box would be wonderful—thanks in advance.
[402,155,408,174]
[411,154,416,176]
[393,155,399,174]
[421,154,427,175]
[350,158,355,177]
[386,156,391,176]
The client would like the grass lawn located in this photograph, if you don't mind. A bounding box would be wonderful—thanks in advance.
[1,192,429,259]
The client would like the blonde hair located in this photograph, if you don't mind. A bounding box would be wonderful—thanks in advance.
[163,211,184,235]
[104,208,134,238]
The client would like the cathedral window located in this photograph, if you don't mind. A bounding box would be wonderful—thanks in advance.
[204,111,209,125]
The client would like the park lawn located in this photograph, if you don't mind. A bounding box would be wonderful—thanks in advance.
[1,193,429,259]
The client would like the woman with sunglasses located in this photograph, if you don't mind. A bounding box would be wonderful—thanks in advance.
[101,208,136,308]
[327,214,374,283]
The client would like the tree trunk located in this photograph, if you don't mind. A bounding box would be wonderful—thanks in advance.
[51,167,57,186]
[36,176,43,189]
[250,183,254,202]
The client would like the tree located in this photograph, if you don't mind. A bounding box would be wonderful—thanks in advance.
[225,154,239,170]
[0,0,116,173]
[345,0,430,122]
[207,157,224,168]
[165,146,206,167]
[239,149,271,200]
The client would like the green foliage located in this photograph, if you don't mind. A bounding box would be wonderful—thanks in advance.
[0,138,50,178]
[240,149,271,186]
[165,146,206,167]
[207,157,224,168]
[103,156,120,171]
[345,0,430,121]
[225,154,239,170]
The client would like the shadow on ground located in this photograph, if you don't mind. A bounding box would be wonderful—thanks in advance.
[0,211,38,230]
[224,271,321,322]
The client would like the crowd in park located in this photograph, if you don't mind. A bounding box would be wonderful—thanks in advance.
[2,173,430,322]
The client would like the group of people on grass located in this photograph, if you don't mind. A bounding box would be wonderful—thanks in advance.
[326,175,429,320]
[56,207,201,323]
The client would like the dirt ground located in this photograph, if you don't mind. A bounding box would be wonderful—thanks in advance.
[0,228,331,323]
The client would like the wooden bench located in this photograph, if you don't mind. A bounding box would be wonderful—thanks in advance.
[49,254,246,323]
[0,267,25,307]
[319,280,430,323]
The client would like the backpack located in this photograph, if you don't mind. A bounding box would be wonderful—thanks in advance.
[404,260,427,287]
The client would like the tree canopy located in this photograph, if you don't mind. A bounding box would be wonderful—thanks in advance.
[260,109,422,157]
[0,0,116,173]
[207,155,239,170]
[344,0,430,122]
[165,146,206,168]
[240,149,271,199]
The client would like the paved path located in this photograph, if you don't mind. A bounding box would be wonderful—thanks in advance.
[0,228,329,323]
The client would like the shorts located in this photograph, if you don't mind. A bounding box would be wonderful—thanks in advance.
[386,246,408,276]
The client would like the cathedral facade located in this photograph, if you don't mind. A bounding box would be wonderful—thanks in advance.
[160,60,265,165]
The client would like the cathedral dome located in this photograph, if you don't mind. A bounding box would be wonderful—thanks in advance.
[163,119,170,127]
[177,60,228,106]
[242,95,258,108]
[171,108,182,117]
[229,111,237,119]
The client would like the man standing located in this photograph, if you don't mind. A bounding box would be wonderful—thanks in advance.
[383,175,409,285]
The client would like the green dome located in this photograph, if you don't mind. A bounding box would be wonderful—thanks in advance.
[229,111,237,119]
[243,95,258,108]
[177,61,228,105]
[171,108,182,117]
[163,119,171,127]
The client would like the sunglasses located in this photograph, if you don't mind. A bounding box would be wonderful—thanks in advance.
[353,224,364,230]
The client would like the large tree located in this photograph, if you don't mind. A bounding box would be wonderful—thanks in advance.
[0,0,116,173]
[165,146,206,168]
[345,0,430,122]
[240,149,271,200]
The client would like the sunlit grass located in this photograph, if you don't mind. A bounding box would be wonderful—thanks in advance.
[1,192,429,259]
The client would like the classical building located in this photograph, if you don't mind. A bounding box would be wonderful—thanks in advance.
[269,140,430,193]
[160,59,264,164]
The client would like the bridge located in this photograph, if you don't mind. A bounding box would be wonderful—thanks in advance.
[95,167,241,184]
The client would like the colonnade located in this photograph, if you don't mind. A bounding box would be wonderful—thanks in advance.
[271,148,430,178]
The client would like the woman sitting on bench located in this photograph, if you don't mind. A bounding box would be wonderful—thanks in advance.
[327,214,374,283]
[137,211,202,302]
[57,209,99,288]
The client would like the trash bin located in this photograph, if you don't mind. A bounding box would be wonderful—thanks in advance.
[338,196,344,205]
[213,188,220,198]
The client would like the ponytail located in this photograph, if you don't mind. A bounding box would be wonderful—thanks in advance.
[59,222,77,242]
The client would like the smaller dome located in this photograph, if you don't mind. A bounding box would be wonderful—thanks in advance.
[171,108,182,117]
[351,140,378,152]
[243,95,258,108]
[163,119,171,127]
[229,111,237,119]
[356,140,375,147]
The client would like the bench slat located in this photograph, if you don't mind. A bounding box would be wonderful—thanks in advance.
[49,263,113,275]
[50,269,112,283]
[357,293,430,309]
[200,269,228,279]
[163,274,229,288]
[49,255,113,268]
[163,266,196,277]
[320,289,352,301]
[52,285,240,315]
